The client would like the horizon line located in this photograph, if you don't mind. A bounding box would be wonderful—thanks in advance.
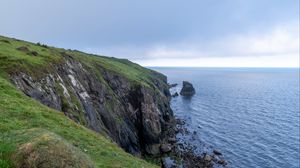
[145,66,300,68]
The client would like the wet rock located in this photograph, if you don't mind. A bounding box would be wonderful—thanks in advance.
[171,92,179,97]
[204,155,212,162]
[217,159,226,165]
[176,119,185,125]
[168,137,177,144]
[213,149,222,155]
[169,83,178,88]
[160,144,172,153]
[180,81,195,96]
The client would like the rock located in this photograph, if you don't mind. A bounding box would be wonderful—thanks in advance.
[171,92,179,97]
[174,127,179,133]
[160,144,172,153]
[213,149,222,155]
[180,81,195,96]
[169,83,178,88]
[145,144,160,155]
[16,46,38,56]
[168,137,177,143]
[217,159,226,165]
[16,46,30,52]
[204,155,212,162]
[29,51,39,56]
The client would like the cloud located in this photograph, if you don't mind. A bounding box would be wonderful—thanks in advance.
[83,21,299,67]
[219,21,299,57]
[131,21,299,67]
[136,54,299,67]
[139,21,299,59]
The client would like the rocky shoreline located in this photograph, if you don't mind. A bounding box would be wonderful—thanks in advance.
[158,83,228,168]
[159,117,227,168]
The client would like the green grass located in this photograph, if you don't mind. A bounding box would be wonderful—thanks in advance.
[0,76,158,168]
[0,36,63,78]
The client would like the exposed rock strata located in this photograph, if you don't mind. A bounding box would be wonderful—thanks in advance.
[10,55,173,156]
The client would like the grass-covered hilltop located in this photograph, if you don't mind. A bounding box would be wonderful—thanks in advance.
[0,35,174,168]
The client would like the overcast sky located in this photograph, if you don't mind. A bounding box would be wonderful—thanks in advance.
[0,0,299,67]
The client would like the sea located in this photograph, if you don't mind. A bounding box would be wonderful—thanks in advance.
[151,67,300,168]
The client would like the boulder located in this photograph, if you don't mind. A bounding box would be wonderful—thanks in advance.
[217,159,226,165]
[160,144,172,153]
[180,81,195,96]
[29,51,39,56]
[16,46,29,52]
[204,155,212,162]
[213,149,222,155]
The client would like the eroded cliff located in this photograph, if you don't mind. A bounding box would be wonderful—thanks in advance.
[0,35,173,157]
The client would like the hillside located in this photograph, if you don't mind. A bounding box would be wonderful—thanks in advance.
[0,35,174,168]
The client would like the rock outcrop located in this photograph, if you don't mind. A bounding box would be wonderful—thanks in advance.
[171,92,179,97]
[168,83,178,88]
[180,81,195,96]
[10,54,173,156]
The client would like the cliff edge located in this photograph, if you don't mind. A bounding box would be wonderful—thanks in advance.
[0,35,173,167]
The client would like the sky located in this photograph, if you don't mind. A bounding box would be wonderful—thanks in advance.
[0,0,299,67]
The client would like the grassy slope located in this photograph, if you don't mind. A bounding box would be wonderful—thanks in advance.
[0,35,166,89]
[0,35,159,168]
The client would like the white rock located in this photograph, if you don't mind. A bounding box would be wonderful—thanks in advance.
[79,91,90,100]
[68,74,78,87]
[59,83,70,98]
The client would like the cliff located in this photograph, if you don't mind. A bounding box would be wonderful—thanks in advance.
[0,35,173,167]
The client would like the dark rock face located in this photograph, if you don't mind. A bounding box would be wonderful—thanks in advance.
[10,55,173,156]
[180,81,195,96]
[171,92,179,97]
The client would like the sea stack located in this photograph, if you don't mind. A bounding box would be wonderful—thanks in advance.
[180,81,195,96]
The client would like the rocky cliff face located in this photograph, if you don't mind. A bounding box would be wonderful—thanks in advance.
[10,55,173,156]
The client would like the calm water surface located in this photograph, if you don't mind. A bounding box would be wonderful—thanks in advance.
[151,67,300,168]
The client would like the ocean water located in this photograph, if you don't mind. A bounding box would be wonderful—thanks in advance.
[151,67,300,168]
